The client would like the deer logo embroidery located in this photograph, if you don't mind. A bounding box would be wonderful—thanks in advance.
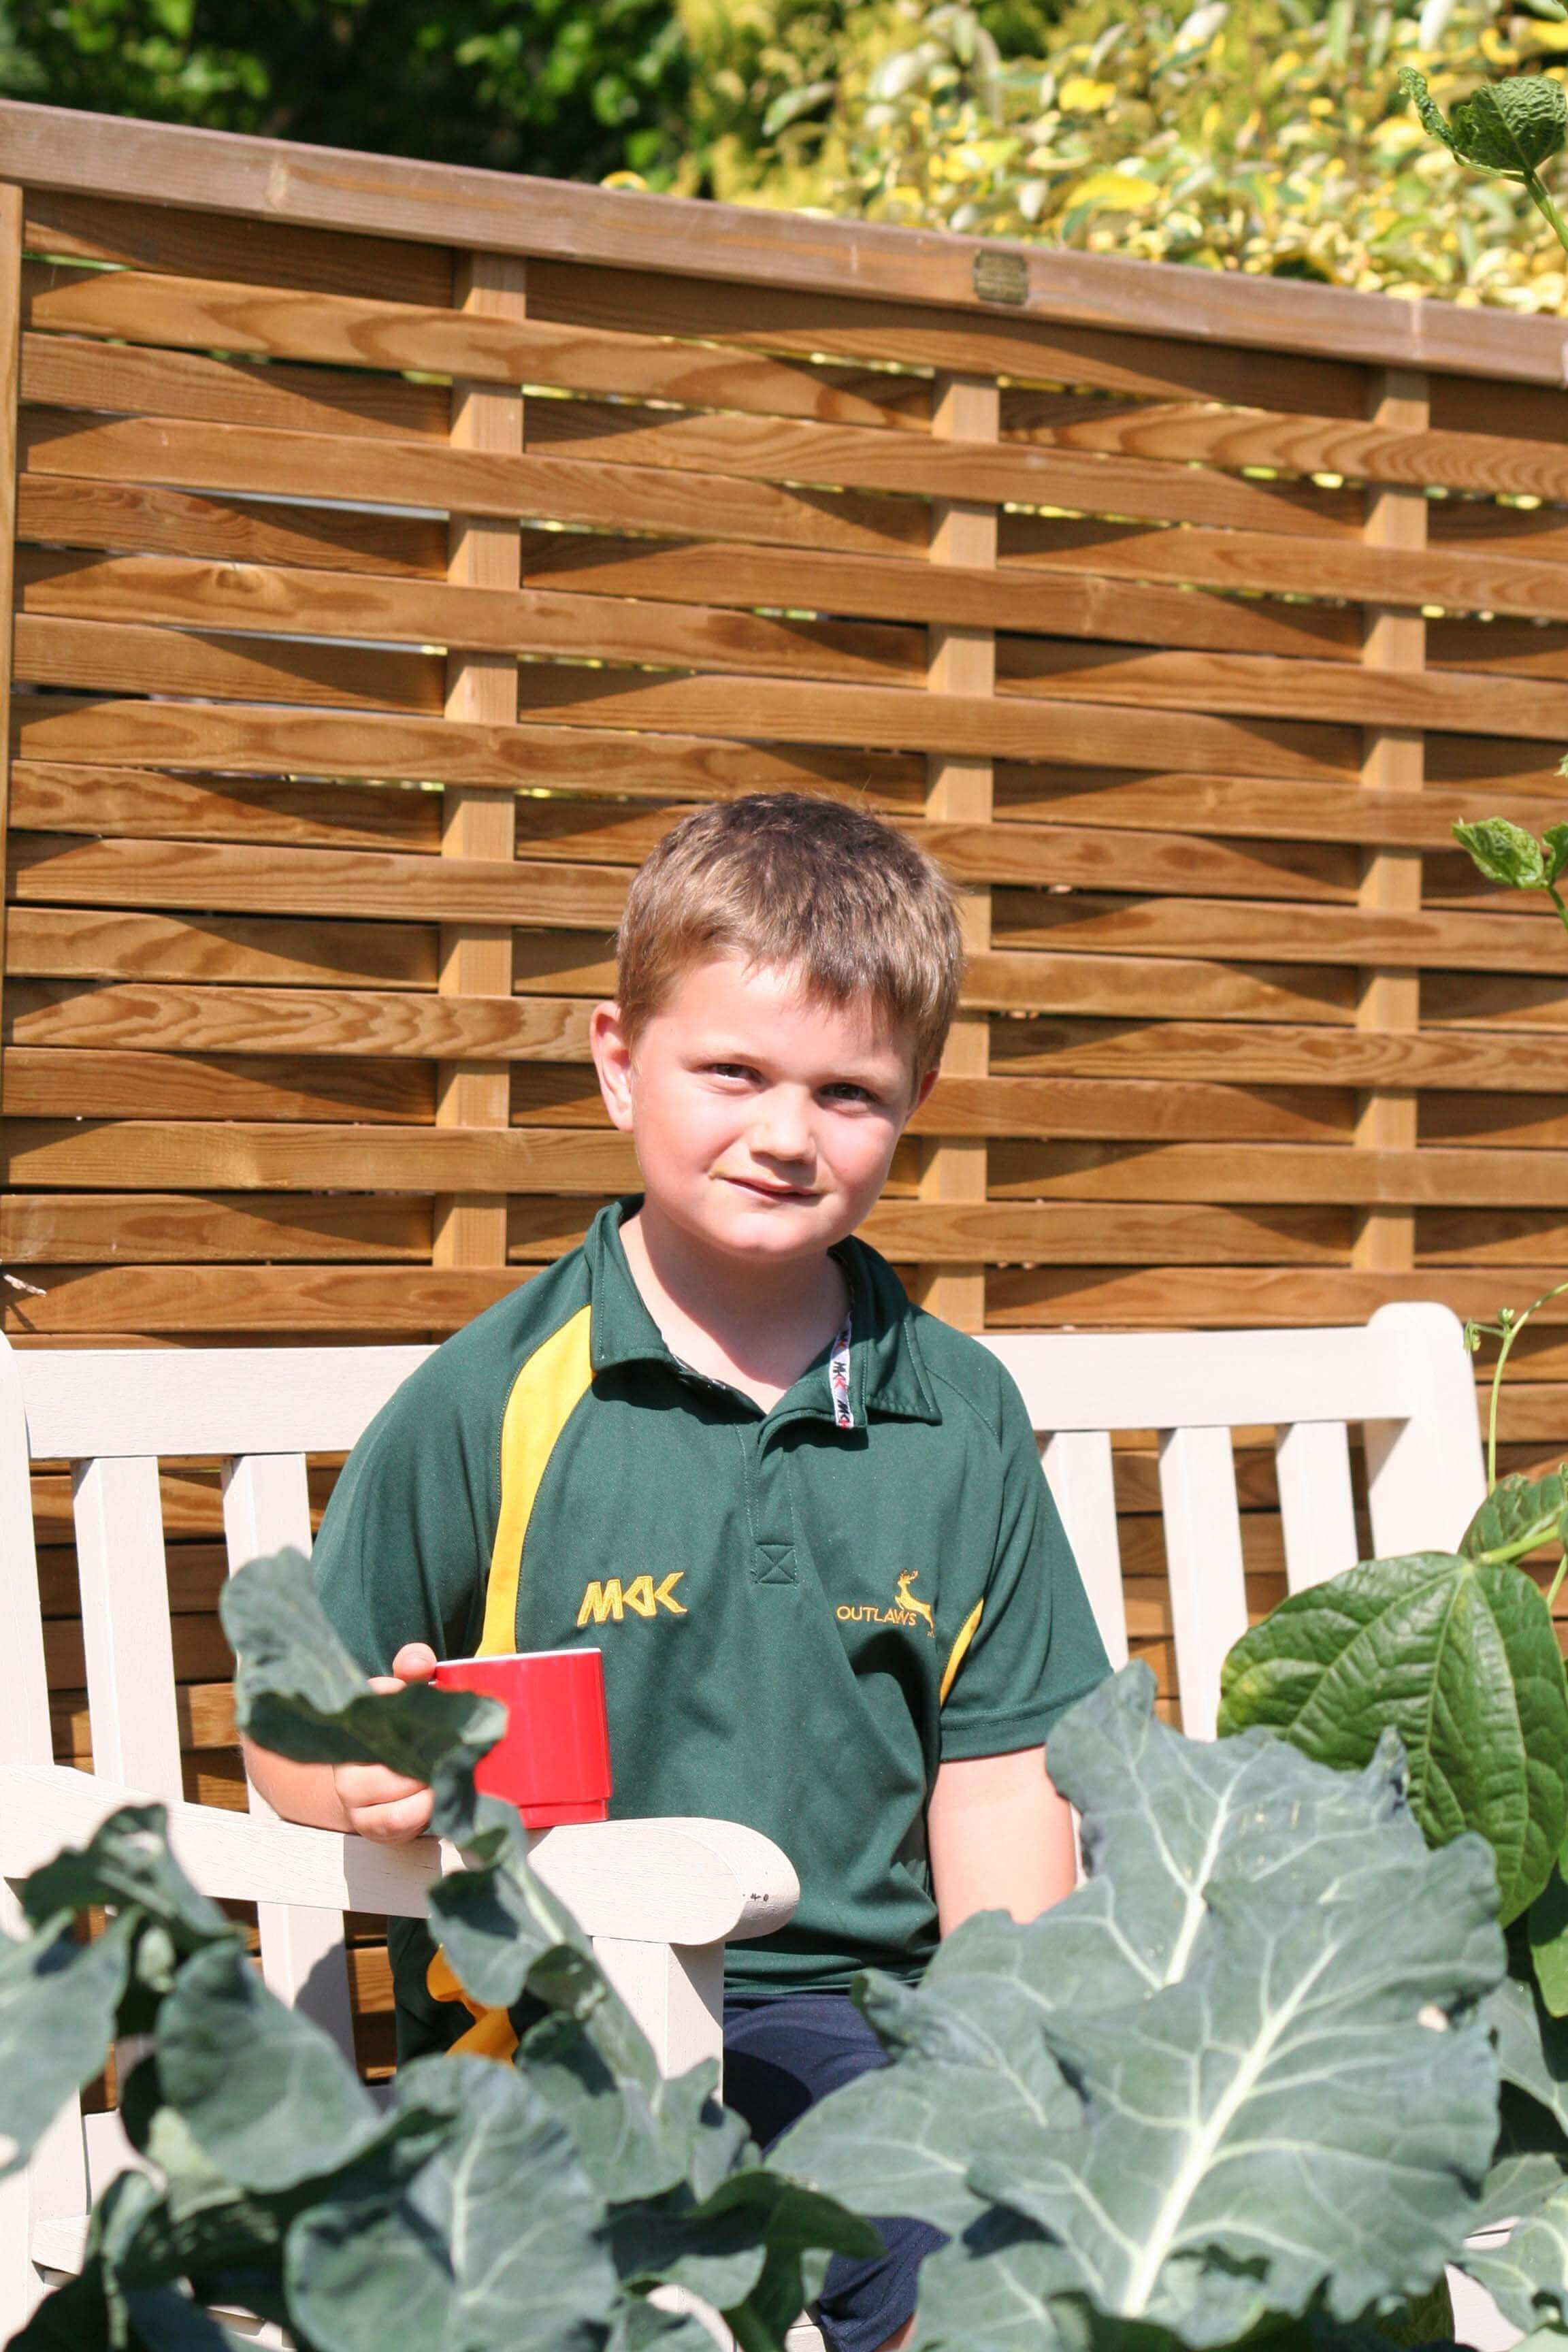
[895,1570,936,1638]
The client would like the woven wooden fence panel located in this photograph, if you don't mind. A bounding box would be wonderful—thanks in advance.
[7,102,1568,2065]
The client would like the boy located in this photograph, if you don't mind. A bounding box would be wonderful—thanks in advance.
[246,793,1109,2352]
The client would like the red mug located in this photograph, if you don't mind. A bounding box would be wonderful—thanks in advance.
[432,1648,612,1829]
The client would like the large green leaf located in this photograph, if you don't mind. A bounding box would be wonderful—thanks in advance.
[220,1550,504,1841]
[1218,1550,1568,1921]
[783,1667,1505,2348]
[284,2055,621,2352]
[157,1940,448,2195]
[783,1666,1435,2238]
[0,1912,133,2177]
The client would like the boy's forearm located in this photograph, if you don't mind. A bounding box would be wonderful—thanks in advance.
[242,1737,353,1833]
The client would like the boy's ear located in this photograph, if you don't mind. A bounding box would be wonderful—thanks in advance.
[589,1001,636,1132]
[908,1066,941,1123]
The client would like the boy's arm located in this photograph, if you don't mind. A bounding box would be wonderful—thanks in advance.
[243,1644,440,1843]
[927,1747,1077,1936]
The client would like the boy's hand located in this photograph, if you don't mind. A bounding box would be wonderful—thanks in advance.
[332,1642,439,1842]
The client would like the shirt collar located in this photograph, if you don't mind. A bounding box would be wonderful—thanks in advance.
[584,1197,941,1426]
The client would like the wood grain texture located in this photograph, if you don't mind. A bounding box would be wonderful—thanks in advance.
[5,980,591,1060]
[7,833,629,927]
[436,248,526,1273]
[13,102,1556,385]
[921,369,997,1333]
[0,184,24,1105]
[12,692,924,804]
[1354,368,1426,1275]
[22,262,926,434]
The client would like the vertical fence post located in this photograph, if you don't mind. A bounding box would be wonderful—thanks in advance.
[918,372,999,1333]
[432,252,527,1275]
[0,183,22,1126]
[1353,366,1428,1275]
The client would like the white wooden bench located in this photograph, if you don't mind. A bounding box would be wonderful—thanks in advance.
[0,1303,1494,2338]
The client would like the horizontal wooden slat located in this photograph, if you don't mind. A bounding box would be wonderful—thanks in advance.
[20,410,934,561]
[0,1193,427,1262]
[8,762,442,851]
[7,834,629,928]
[992,891,1568,975]
[2,1047,430,1123]
[11,693,925,804]
[986,1140,1568,1208]
[15,614,440,715]
[9,1264,534,1336]
[18,472,445,578]
[23,189,453,307]
[5,904,435,987]
[992,763,1554,853]
[985,1264,1568,1327]
[5,981,591,1060]
[988,1015,1568,1094]
[20,328,446,440]
[2,1120,642,1192]
[997,388,1568,503]
[22,264,929,434]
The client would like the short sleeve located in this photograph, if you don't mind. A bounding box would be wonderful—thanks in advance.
[937,1369,1111,1761]
[310,1356,496,1677]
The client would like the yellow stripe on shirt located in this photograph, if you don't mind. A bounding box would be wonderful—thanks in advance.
[938,1599,985,1706]
[478,1303,595,1656]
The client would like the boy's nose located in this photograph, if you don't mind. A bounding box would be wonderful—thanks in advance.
[751,1093,814,1160]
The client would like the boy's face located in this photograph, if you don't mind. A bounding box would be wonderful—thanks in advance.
[591,956,936,1270]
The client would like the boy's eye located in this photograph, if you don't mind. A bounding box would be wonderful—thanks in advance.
[707,1062,762,1083]
[821,1082,877,1105]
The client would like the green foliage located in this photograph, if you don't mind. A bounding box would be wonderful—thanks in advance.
[665,0,1568,308]
[0,1551,877,2350]
[0,0,693,184]
[1400,61,1568,174]
[780,1665,1506,2351]
[1218,1549,1568,1923]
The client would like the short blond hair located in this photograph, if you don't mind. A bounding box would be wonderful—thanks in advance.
[615,794,963,1076]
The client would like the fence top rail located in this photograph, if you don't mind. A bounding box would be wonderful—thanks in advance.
[5,99,1566,389]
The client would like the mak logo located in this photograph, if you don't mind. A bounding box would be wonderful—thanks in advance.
[836,1569,935,1639]
[576,1572,686,1627]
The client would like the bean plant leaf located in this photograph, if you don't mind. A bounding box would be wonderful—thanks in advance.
[220,1549,504,1842]
[1453,816,1549,887]
[1546,824,1568,885]
[1401,68,1568,176]
[0,1911,134,2178]
[1217,1550,1568,1921]
[1460,1468,1568,1563]
[1534,1867,1568,2017]
[284,2056,621,2352]
[782,1667,1505,2349]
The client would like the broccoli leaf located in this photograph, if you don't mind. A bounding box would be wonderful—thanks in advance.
[220,1550,504,1842]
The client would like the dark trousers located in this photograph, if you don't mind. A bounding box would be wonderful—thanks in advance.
[723,1994,946,2352]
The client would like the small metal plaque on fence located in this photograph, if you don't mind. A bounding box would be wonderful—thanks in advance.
[973,248,1030,306]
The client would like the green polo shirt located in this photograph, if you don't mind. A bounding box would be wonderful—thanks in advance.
[311,1199,1108,2056]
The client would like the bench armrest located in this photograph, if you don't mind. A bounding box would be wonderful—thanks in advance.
[0,1764,798,1946]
